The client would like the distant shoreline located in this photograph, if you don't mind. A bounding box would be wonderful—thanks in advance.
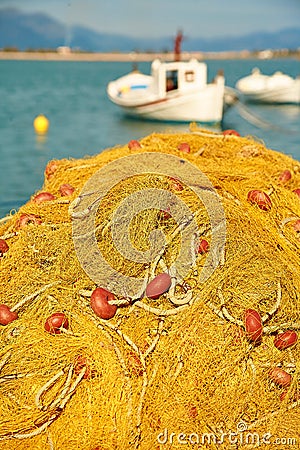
[0,50,299,62]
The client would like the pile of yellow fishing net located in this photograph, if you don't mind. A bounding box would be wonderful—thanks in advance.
[0,125,300,449]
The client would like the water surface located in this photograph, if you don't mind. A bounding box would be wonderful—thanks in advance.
[0,58,299,217]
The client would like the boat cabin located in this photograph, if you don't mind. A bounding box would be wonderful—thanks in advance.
[150,58,208,97]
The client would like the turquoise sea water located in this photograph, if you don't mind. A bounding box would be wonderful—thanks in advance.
[0,58,299,217]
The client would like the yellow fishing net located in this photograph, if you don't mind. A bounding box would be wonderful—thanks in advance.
[0,125,300,449]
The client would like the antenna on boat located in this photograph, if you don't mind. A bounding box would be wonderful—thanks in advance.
[174,30,184,61]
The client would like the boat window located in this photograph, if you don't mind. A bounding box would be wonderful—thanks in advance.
[185,71,195,82]
[166,70,178,91]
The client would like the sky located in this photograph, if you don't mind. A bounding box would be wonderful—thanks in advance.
[0,0,299,39]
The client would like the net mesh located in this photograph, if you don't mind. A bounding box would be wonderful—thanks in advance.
[0,125,300,449]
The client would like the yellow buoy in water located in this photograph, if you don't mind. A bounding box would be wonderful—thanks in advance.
[33,114,50,135]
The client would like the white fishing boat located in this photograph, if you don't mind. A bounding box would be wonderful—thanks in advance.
[106,32,231,124]
[107,58,227,124]
[236,68,300,104]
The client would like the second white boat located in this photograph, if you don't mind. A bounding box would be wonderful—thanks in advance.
[236,68,300,104]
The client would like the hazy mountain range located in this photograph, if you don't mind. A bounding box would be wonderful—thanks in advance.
[1,7,299,52]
